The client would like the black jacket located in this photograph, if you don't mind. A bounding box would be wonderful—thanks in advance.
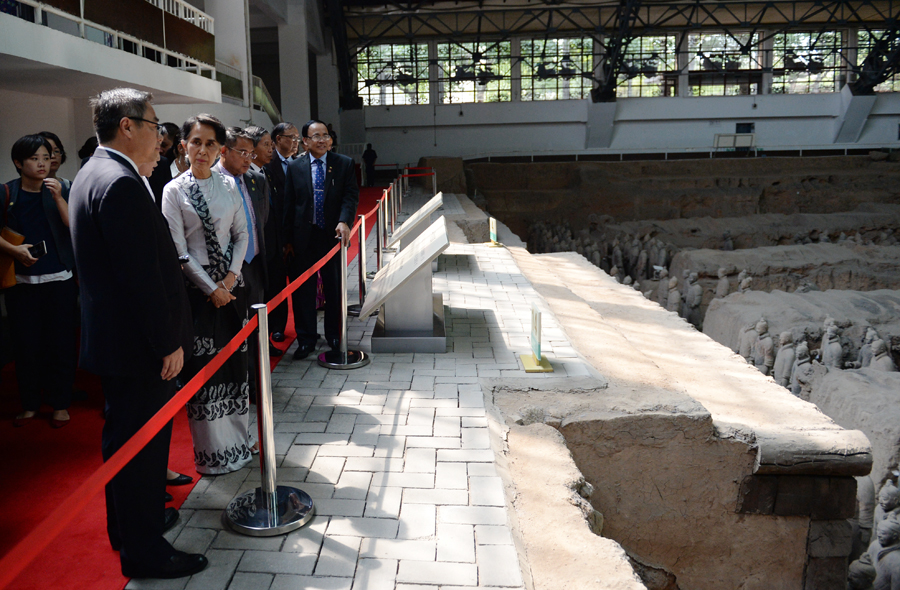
[69,149,192,377]
[282,151,359,252]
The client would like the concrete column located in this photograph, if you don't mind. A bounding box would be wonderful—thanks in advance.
[760,34,774,94]
[205,0,251,105]
[510,36,521,102]
[676,32,690,98]
[278,2,311,125]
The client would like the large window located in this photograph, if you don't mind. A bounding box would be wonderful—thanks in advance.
[520,37,593,101]
[688,32,763,95]
[858,30,900,92]
[356,43,430,106]
[771,31,844,94]
[437,41,512,103]
[615,35,678,98]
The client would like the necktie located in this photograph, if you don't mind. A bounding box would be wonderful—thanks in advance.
[236,178,256,263]
[313,158,325,229]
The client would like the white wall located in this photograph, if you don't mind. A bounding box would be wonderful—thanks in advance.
[0,89,82,183]
[153,102,277,133]
[363,92,900,165]
[205,0,251,104]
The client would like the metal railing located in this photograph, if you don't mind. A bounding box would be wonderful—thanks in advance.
[7,0,216,78]
[151,0,214,33]
[217,60,244,102]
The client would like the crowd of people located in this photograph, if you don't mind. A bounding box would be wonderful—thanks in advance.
[0,87,359,579]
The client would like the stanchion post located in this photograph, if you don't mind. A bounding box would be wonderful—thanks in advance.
[376,201,383,271]
[357,214,367,302]
[432,168,437,196]
[390,181,396,233]
[318,237,371,370]
[224,305,315,536]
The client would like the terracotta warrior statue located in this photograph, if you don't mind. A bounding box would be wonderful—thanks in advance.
[871,340,898,372]
[666,277,681,313]
[773,331,796,387]
[790,342,812,397]
[753,318,775,376]
[859,328,879,369]
[875,481,900,525]
[848,552,876,590]
[657,268,669,306]
[715,267,730,299]
[687,273,704,328]
[681,272,695,318]
[873,517,900,590]
[821,324,844,368]
[739,276,753,293]
[739,321,759,362]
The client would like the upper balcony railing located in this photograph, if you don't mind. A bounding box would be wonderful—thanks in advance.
[4,0,216,78]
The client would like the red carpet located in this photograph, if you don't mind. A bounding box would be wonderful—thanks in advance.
[1,186,384,590]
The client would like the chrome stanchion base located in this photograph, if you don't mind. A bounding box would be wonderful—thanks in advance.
[317,349,371,370]
[224,486,315,537]
[366,271,377,279]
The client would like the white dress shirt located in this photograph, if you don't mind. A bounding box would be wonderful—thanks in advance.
[161,170,249,295]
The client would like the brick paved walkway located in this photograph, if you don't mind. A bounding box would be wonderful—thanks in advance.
[127,192,593,590]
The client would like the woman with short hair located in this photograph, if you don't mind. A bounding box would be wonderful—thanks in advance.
[161,114,253,475]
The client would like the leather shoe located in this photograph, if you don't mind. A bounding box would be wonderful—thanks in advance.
[163,507,179,532]
[166,473,193,486]
[121,551,209,579]
[292,343,315,360]
[328,338,340,350]
[13,414,35,427]
[271,331,285,343]
[269,344,284,357]
[165,492,173,503]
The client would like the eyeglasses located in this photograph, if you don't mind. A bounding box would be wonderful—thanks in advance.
[227,146,257,160]
[307,134,331,142]
[280,135,301,144]
[128,117,165,136]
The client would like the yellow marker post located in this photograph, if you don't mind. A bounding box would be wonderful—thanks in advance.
[521,304,553,372]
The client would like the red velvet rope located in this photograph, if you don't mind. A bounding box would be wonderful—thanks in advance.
[404,167,433,170]
[0,207,374,589]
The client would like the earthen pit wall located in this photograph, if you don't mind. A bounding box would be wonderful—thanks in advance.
[467,157,900,239]
[561,410,810,590]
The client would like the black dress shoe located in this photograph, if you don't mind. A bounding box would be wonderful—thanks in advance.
[328,338,340,350]
[121,551,209,579]
[165,492,173,503]
[271,331,286,342]
[163,507,179,532]
[292,343,315,360]
[269,344,284,357]
[166,473,193,486]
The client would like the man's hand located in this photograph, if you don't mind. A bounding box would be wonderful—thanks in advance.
[335,222,350,246]
[161,347,184,380]
[210,287,236,308]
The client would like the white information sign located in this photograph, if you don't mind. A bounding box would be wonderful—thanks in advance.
[530,304,542,361]
[490,217,498,244]
[360,216,450,320]
[388,192,443,248]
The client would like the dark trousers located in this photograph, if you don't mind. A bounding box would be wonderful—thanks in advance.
[242,256,265,397]
[101,374,175,566]
[265,253,288,336]
[5,278,77,412]
[289,225,342,347]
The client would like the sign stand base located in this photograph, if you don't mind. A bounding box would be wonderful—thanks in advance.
[520,354,553,373]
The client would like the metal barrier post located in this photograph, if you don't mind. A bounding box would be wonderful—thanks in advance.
[375,200,383,273]
[318,237,371,370]
[390,181,396,233]
[225,304,314,536]
[432,168,437,196]
[348,214,368,317]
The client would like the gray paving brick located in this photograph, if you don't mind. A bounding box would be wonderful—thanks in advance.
[239,550,317,575]
[226,572,273,590]
[365,485,403,518]
[477,544,524,587]
[315,498,366,517]
[211,529,283,550]
[475,525,514,545]
[461,428,490,449]
[396,561,477,586]
[433,416,460,438]
[404,448,436,473]
[436,450,495,463]
[359,538,436,561]
[435,462,468,490]
[370,472,435,488]
[435,408,485,417]
[325,413,358,434]
[398,503,435,539]
[295,432,350,445]
[185,549,243,590]
[314,534,361,577]
[327,516,400,539]
[270,575,352,590]
[437,523,475,563]
[334,471,372,500]
[469,476,506,507]
[283,445,318,469]
[467,463,498,477]
[440,506,508,526]
[316,445,375,457]
[344,456,404,472]
[307,456,346,484]
[403,488,469,505]
[282,515,328,554]
[351,558,398,590]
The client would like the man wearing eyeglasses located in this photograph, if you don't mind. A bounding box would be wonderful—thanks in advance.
[263,122,299,344]
[215,127,270,329]
[282,120,359,360]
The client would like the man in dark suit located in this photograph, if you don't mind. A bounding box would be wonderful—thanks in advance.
[262,122,298,343]
[69,88,207,579]
[282,119,359,360]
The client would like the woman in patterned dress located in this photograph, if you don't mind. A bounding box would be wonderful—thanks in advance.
[161,114,253,475]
